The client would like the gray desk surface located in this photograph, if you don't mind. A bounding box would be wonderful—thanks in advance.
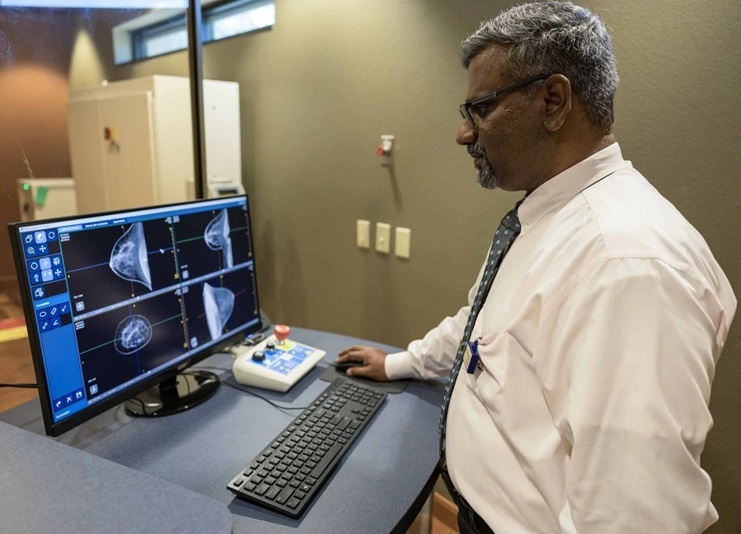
[0,420,233,534]
[0,328,445,533]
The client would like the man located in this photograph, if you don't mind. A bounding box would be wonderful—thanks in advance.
[337,2,736,533]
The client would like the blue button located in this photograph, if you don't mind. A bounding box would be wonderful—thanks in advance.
[29,272,43,286]
[39,257,51,270]
[41,269,54,282]
[37,244,48,254]
[50,254,62,267]
[52,396,65,412]
[53,267,65,280]
[25,244,37,258]
[32,286,45,300]
[22,233,34,246]
[34,231,47,244]
[27,259,40,272]
[46,230,58,242]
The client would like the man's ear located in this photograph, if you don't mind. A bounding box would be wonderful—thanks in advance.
[541,74,572,132]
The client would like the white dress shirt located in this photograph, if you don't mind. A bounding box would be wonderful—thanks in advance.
[385,143,736,533]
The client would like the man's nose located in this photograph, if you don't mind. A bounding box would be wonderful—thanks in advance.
[455,120,476,146]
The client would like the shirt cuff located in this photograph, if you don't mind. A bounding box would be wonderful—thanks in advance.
[384,351,415,381]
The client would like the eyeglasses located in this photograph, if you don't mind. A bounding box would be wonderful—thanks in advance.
[458,74,551,127]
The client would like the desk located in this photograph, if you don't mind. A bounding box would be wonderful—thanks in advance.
[0,328,445,533]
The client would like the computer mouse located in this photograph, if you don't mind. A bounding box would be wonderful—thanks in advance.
[334,360,364,374]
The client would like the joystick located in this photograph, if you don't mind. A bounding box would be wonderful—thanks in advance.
[274,324,290,345]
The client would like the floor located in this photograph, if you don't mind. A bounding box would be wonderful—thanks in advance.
[0,290,458,533]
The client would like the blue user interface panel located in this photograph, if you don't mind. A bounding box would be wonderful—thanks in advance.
[15,197,260,424]
[252,342,319,376]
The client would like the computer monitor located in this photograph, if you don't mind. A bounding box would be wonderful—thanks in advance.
[8,195,262,436]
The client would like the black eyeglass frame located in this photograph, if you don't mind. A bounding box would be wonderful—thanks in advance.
[458,73,552,127]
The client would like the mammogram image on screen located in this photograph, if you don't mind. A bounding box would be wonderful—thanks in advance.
[62,220,178,315]
[174,207,253,281]
[204,210,234,269]
[109,223,152,290]
[114,314,153,355]
[182,267,258,349]
[203,282,235,340]
[75,291,187,399]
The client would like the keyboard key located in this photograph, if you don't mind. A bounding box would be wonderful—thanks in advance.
[276,487,294,504]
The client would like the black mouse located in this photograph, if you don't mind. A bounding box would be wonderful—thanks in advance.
[334,360,364,374]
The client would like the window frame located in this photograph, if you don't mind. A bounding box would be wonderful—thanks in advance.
[119,0,274,65]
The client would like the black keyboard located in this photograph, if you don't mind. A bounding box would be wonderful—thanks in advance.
[227,377,387,517]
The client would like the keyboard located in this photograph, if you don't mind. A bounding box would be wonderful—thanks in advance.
[227,377,387,517]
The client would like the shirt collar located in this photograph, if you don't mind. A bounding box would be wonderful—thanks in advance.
[518,142,629,228]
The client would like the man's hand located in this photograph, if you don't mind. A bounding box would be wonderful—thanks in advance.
[336,345,389,381]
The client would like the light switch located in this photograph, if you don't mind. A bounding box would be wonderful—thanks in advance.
[395,227,411,259]
[357,219,370,249]
[376,222,391,254]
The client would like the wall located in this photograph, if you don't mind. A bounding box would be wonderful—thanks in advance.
[2,0,739,530]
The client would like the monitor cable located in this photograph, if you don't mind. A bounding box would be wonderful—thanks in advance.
[197,366,309,417]
[0,383,37,388]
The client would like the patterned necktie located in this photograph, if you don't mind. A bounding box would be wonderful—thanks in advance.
[438,203,522,494]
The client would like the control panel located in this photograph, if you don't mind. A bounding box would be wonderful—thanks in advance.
[232,325,325,392]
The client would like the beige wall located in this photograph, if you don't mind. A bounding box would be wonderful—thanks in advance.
[1,0,739,530]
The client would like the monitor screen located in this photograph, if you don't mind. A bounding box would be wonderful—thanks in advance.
[8,195,262,436]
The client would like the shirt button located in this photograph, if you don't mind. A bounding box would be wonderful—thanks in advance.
[521,224,530,234]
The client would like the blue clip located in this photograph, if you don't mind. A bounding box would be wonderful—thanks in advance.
[465,339,480,374]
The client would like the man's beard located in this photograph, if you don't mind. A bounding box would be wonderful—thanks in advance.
[477,161,499,190]
[472,143,499,190]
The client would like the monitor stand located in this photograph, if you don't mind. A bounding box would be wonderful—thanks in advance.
[124,370,220,417]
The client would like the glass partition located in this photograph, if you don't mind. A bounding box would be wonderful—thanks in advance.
[0,1,201,299]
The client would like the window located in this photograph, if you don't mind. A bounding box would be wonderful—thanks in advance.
[204,0,274,41]
[133,15,188,60]
[113,0,275,65]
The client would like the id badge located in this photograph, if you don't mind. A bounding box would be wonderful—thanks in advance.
[463,339,482,375]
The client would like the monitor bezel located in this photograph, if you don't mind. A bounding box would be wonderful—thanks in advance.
[7,194,263,437]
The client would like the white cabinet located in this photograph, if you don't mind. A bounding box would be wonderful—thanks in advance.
[67,75,241,214]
